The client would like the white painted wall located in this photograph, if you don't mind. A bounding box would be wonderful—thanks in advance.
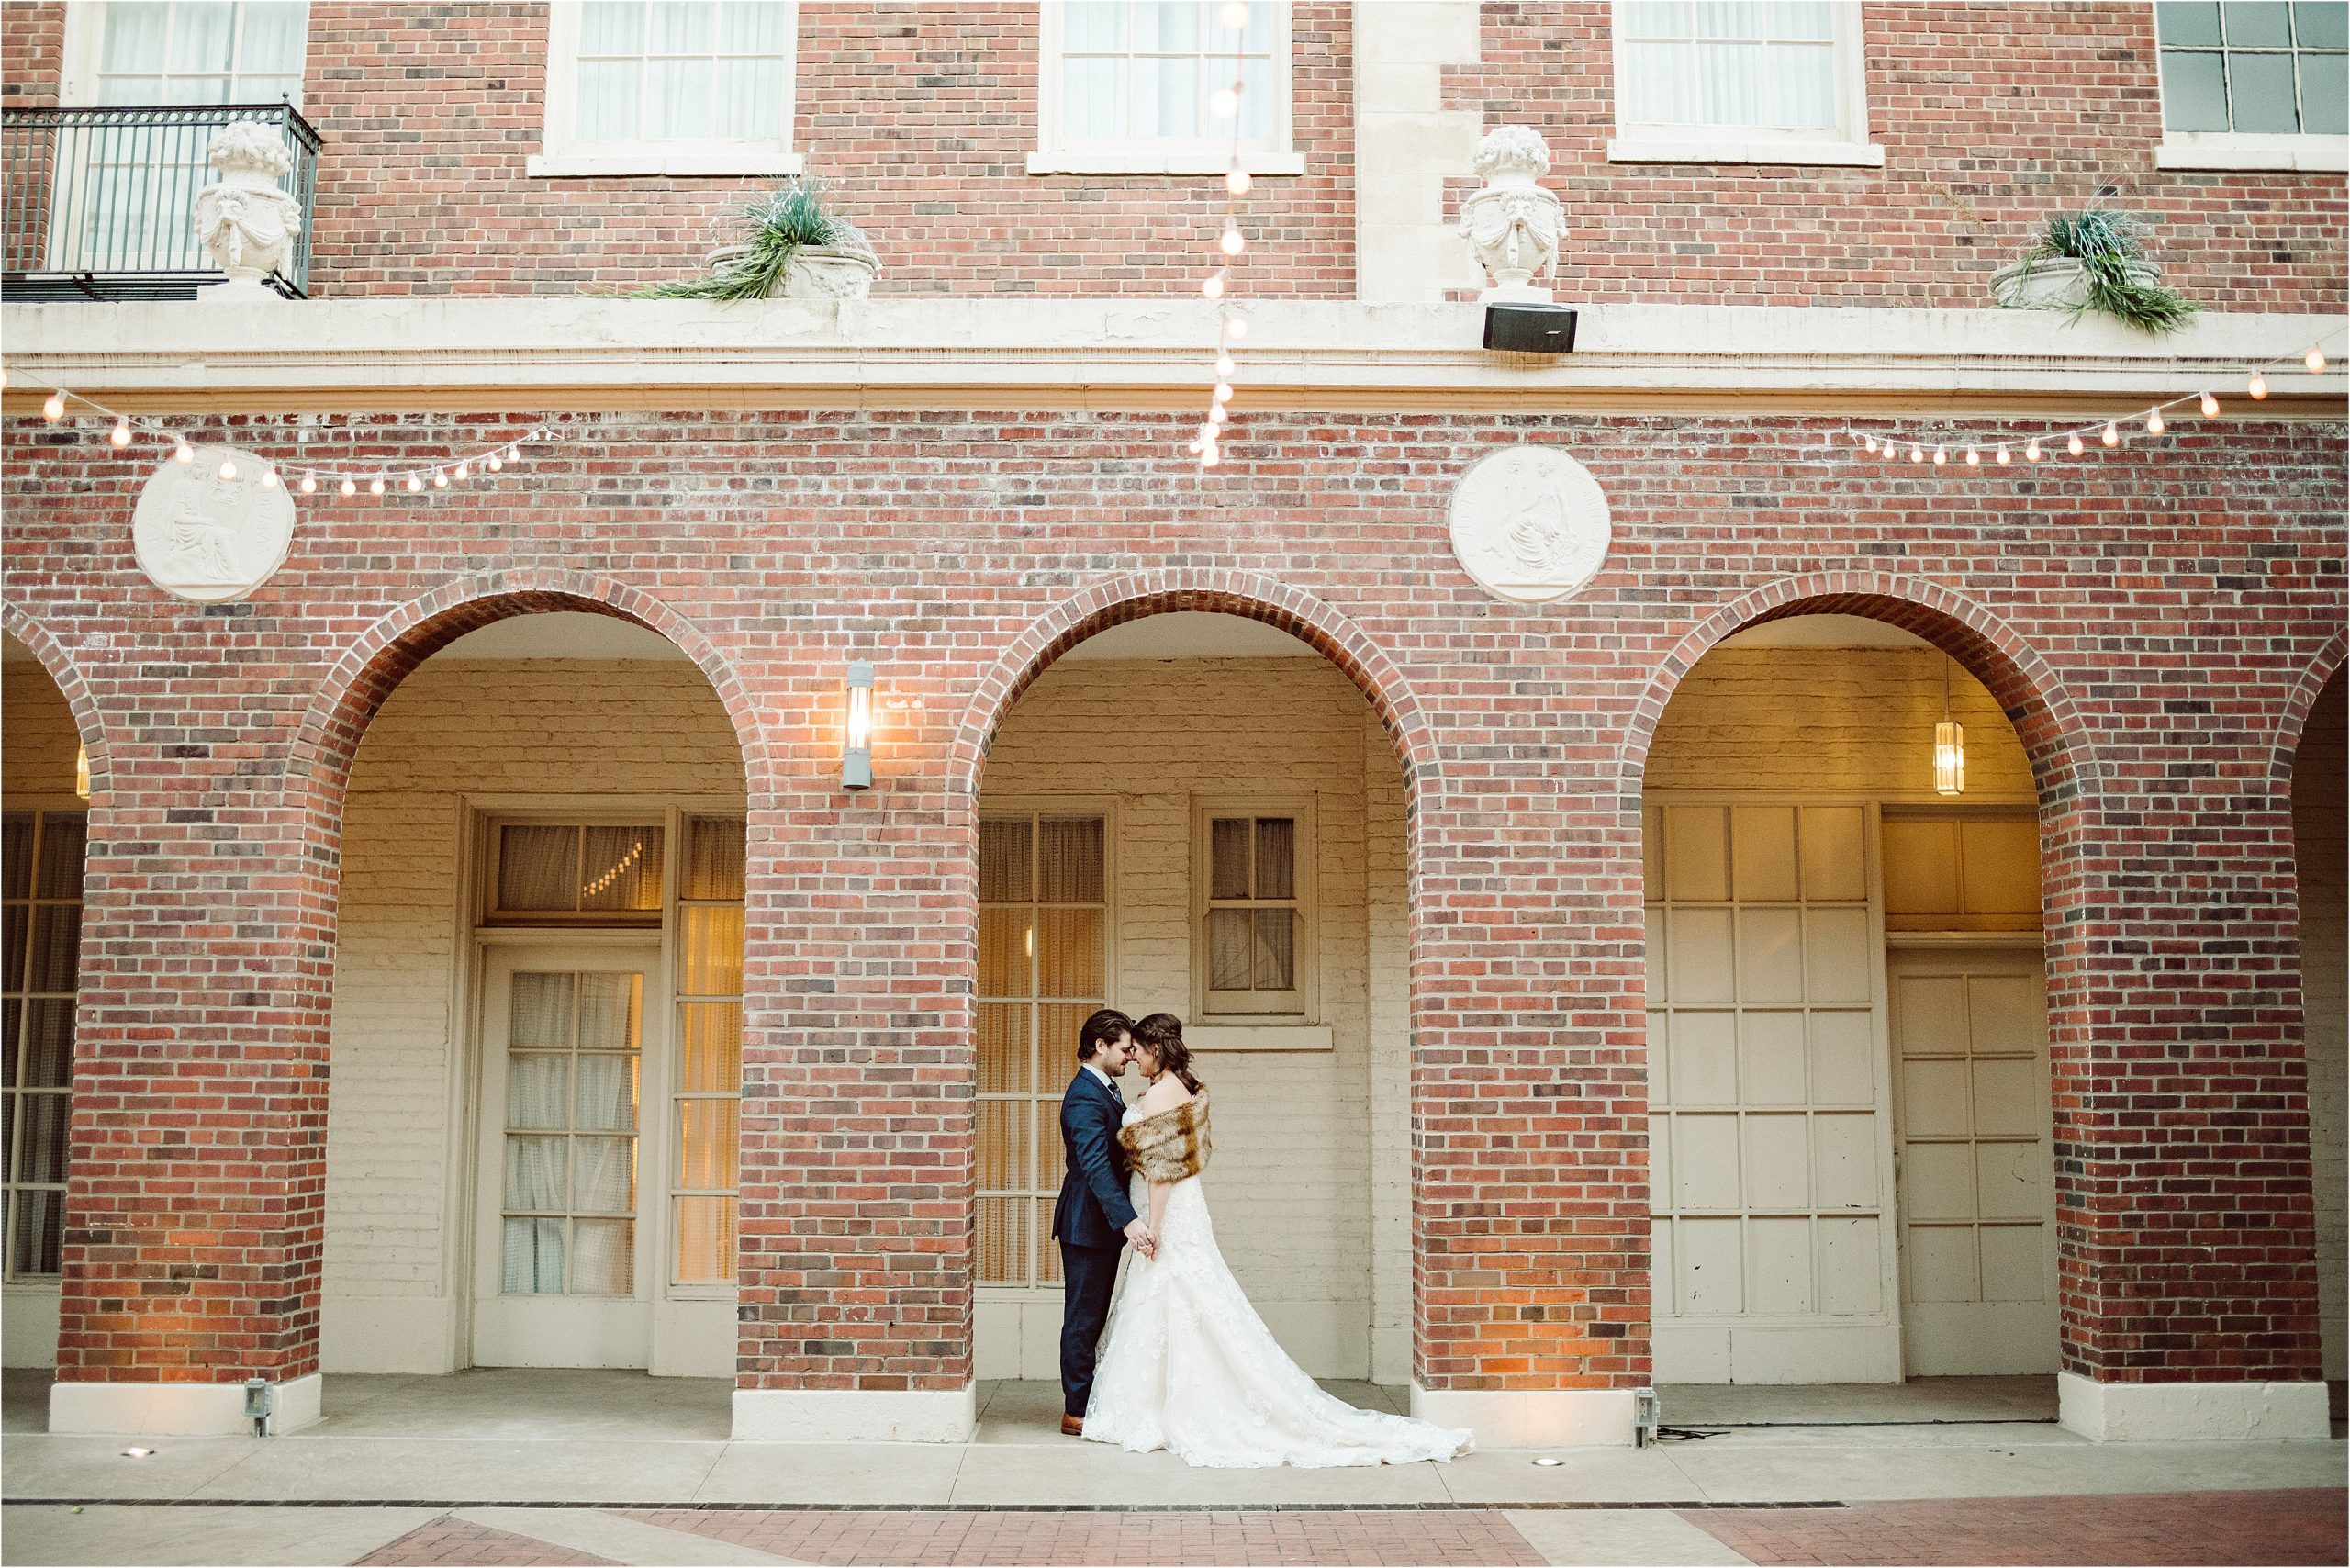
[978,654,1409,1382]
[322,657,744,1373]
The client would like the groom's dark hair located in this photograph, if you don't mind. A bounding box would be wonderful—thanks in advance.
[1077,1008,1136,1064]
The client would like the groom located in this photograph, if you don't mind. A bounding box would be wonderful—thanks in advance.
[1050,1007,1156,1437]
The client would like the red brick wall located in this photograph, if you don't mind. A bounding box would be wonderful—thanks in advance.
[7,3,2341,305]
[4,407,2339,1391]
[1449,3,2347,310]
[0,5,62,108]
[294,1,1354,297]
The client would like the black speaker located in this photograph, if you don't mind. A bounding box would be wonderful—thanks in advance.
[1483,302,1578,354]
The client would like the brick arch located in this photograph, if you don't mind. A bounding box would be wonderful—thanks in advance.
[2270,632,2348,788]
[0,602,115,797]
[1617,570,2104,813]
[947,568,1437,802]
[285,567,767,822]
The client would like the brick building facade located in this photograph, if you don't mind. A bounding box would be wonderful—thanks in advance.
[1,1,2343,1447]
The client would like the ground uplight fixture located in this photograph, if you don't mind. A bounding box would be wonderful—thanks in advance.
[120,1446,153,1459]
[1530,1455,1562,1466]
[843,660,875,790]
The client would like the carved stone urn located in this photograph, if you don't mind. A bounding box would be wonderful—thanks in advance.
[192,120,301,300]
[705,223,880,301]
[1458,126,1563,302]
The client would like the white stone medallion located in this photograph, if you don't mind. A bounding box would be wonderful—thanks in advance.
[130,446,297,604]
[1446,443,1612,603]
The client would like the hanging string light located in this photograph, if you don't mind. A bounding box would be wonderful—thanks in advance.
[0,370,553,497]
[1188,1,1257,472]
[1825,330,2342,474]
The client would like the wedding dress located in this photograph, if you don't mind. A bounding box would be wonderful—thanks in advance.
[1081,1102,1475,1468]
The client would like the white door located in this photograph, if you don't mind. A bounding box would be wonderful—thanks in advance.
[1889,947,2058,1375]
[473,945,659,1368]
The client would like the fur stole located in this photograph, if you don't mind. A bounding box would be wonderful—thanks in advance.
[1119,1089,1211,1182]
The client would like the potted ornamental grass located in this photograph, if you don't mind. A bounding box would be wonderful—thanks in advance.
[1991,208,2197,333]
[638,175,878,300]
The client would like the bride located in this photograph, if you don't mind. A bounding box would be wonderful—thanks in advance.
[1081,1013,1474,1468]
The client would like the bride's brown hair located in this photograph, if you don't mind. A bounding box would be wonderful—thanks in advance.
[1131,1013,1203,1094]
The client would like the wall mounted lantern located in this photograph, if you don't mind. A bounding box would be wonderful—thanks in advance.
[74,742,90,801]
[1933,657,1965,797]
[843,661,875,790]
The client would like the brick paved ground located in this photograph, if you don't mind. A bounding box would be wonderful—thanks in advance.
[354,1519,614,1567]
[622,1507,1546,1565]
[1689,1489,2349,1567]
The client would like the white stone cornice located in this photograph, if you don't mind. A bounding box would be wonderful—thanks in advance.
[0,298,2341,417]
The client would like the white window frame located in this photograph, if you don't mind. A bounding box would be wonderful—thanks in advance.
[1029,0,1305,177]
[59,1,309,106]
[2152,2,2349,172]
[1606,0,1884,168]
[1192,796,1317,1024]
[531,0,804,179]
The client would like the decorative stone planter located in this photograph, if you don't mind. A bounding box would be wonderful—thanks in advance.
[705,237,879,301]
[1991,255,2156,309]
[193,120,301,302]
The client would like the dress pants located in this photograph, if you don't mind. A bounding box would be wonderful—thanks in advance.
[1058,1239,1123,1418]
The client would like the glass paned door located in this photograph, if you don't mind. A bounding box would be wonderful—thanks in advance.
[53,3,309,273]
[473,945,657,1368]
[2,810,85,1281]
[977,813,1107,1289]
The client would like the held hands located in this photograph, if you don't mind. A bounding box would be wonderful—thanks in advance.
[1124,1218,1157,1259]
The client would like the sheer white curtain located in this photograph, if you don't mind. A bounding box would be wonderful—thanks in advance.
[1620,0,1841,131]
[1058,0,1278,144]
[498,969,641,1296]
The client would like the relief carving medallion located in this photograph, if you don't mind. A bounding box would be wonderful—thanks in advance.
[130,446,297,604]
[1447,443,1612,604]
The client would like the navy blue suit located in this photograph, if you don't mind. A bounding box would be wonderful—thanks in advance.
[1050,1066,1136,1417]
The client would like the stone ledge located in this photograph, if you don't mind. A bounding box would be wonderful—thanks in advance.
[1,300,2340,416]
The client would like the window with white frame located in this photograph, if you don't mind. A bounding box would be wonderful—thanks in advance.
[1608,0,1882,166]
[1195,803,1313,1018]
[534,1,801,177]
[68,1,308,106]
[2154,2,2348,170]
[1032,1,1303,175]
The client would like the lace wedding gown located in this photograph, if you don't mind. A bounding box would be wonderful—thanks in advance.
[1081,1107,1475,1468]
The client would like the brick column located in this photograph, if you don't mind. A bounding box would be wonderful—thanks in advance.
[50,760,331,1436]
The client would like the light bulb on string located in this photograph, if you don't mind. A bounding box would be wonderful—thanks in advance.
[1202,271,1226,299]
[259,466,278,488]
[1209,402,1229,424]
[1964,448,1980,466]
[2101,421,2120,447]
[432,469,449,488]
[1213,382,1233,404]
[370,476,386,496]
[454,462,470,480]
[173,438,195,464]
[40,391,64,421]
[2249,371,2267,399]
[2145,408,2165,434]
[1863,434,1879,454]
[1200,447,1224,468]
[1997,446,2011,465]
[299,473,319,494]
[1932,446,1948,465]
[406,474,423,492]
[1226,167,1250,195]
[1220,226,1245,257]
[340,477,357,497]
[2026,439,2043,461]
[2200,392,2220,417]
[217,456,238,481]
[1219,0,1251,28]
[1210,86,1240,118]
[2307,347,2327,373]
[1215,353,1236,376]
[487,453,504,471]
[1223,317,1248,340]
[2066,432,2084,455]
[109,420,131,447]
[1199,421,1219,444]
[1909,444,1925,462]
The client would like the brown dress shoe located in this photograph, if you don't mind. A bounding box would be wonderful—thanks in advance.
[1060,1413,1085,1437]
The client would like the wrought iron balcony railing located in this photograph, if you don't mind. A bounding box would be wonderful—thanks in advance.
[2,102,321,302]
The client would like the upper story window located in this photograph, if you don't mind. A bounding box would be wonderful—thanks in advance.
[1607,1,1883,168]
[532,1,802,178]
[2154,2,2348,171]
[1030,1,1305,177]
[64,1,307,105]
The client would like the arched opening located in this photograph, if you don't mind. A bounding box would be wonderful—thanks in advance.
[0,633,96,1374]
[967,608,1417,1427]
[1639,607,2070,1408]
[2290,668,2345,1394]
[310,600,749,1431]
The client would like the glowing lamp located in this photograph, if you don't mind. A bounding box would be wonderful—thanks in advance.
[842,660,875,790]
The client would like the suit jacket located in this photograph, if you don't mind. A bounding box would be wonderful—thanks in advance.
[1050,1067,1138,1249]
